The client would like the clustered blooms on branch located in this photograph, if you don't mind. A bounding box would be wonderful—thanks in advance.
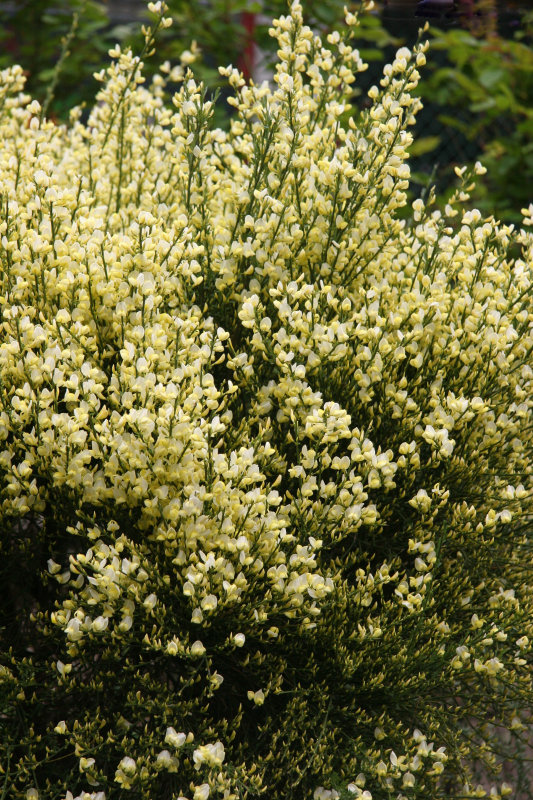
[1,2,533,799]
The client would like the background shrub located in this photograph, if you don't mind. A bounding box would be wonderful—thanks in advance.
[1,2,533,799]
[0,0,111,118]
[412,6,533,225]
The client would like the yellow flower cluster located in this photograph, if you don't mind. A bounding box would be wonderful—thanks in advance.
[1,2,533,799]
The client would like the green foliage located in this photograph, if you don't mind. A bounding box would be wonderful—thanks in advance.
[0,0,112,118]
[414,10,533,223]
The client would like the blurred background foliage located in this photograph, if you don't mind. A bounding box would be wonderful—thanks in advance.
[357,1,533,225]
[0,0,531,221]
[415,13,533,224]
[0,0,112,117]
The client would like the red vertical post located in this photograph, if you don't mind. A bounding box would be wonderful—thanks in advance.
[238,11,256,83]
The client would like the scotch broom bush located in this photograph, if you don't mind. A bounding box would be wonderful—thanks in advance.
[1,2,533,799]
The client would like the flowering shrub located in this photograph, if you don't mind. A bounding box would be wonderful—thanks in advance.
[1,2,533,799]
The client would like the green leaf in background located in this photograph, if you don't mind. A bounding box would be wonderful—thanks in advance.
[408,135,441,158]
[478,66,505,89]
[470,97,498,112]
